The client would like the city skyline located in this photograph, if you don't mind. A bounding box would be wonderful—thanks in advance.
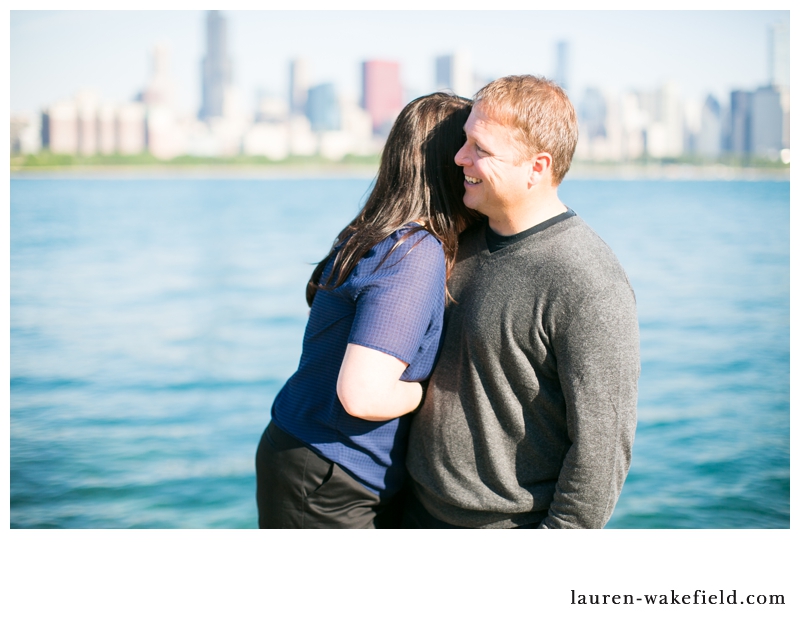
[11,10,790,116]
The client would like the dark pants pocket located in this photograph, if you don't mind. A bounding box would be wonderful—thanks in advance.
[256,421,384,529]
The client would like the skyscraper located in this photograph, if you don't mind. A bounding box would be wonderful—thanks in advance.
[769,22,789,90]
[767,22,790,152]
[729,90,753,155]
[751,86,783,158]
[289,58,310,116]
[580,88,608,141]
[697,95,723,158]
[554,41,571,93]
[435,52,473,98]
[362,60,403,134]
[141,44,176,109]
[306,83,340,132]
[200,11,232,120]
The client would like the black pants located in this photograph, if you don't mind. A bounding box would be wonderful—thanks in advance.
[401,487,542,529]
[255,421,404,529]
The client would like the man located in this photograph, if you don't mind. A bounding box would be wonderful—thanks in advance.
[403,75,640,529]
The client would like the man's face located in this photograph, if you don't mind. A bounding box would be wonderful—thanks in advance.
[454,104,533,218]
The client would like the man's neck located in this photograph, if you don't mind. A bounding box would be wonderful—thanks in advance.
[487,193,567,237]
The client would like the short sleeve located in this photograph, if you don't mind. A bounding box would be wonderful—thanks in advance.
[348,232,445,365]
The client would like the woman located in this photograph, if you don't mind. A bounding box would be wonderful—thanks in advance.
[256,92,474,528]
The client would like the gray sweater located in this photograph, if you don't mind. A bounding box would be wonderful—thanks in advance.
[406,214,640,528]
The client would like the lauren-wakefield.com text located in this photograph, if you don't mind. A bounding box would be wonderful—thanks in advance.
[570,590,785,606]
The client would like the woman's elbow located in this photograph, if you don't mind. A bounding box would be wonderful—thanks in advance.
[337,383,378,420]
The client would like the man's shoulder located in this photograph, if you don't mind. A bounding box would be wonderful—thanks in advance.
[548,215,625,270]
[529,216,633,306]
[454,214,632,296]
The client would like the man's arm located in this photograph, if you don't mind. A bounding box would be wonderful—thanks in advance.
[540,280,640,529]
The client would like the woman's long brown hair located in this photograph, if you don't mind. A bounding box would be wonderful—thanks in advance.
[306,92,476,306]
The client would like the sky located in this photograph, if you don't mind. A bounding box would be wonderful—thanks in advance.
[10,9,790,116]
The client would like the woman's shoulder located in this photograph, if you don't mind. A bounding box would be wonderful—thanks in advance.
[388,225,444,261]
[358,226,444,278]
[404,224,445,246]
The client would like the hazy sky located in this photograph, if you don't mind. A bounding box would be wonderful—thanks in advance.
[10,10,790,115]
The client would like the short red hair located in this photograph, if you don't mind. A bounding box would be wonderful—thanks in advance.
[474,75,578,185]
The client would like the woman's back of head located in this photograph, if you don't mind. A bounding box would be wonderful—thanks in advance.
[308,92,476,306]
[371,93,473,233]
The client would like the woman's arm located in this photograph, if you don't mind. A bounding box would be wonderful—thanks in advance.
[336,343,423,422]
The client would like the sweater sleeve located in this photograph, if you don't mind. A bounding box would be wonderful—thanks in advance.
[540,280,640,529]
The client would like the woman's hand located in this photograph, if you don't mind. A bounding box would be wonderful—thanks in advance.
[336,343,423,421]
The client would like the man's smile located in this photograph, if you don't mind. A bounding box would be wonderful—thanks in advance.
[465,175,482,185]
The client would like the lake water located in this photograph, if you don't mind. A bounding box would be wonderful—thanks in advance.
[9,176,789,528]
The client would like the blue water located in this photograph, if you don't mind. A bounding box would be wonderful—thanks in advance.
[10,177,789,528]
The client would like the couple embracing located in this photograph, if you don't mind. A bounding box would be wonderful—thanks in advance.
[256,75,640,529]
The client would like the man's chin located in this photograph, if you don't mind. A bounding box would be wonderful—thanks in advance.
[463,200,485,214]
[462,194,478,211]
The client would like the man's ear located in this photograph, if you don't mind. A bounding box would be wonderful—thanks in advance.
[529,152,553,187]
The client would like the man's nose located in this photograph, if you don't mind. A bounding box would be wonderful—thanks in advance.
[454,144,469,167]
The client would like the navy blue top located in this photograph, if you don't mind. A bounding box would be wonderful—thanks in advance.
[271,226,446,499]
